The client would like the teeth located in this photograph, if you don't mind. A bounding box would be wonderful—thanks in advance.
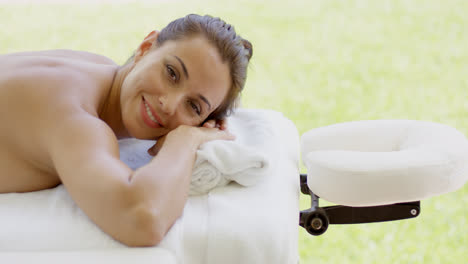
[144,101,159,125]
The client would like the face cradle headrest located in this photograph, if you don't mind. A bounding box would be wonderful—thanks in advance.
[301,120,468,206]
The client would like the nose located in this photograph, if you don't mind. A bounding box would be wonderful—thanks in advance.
[159,92,183,116]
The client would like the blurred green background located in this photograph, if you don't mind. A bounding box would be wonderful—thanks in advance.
[1,0,467,263]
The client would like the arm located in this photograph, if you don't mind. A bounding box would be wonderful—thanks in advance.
[49,114,233,247]
[148,118,228,156]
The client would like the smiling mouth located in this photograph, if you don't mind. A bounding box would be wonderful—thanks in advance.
[142,96,164,127]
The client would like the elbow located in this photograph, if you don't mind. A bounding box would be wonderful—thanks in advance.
[139,223,165,247]
[124,206,167,247]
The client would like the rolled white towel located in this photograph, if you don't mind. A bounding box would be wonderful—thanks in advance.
[187,109,274,195]
[190,140,269,195]
[189,160,227,196]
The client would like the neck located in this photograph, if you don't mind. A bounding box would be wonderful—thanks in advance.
[99,63,133,139]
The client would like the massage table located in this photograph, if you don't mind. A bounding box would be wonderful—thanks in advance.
[1,109,467,263]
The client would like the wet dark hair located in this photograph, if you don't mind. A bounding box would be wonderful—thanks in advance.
[128,14,253,120]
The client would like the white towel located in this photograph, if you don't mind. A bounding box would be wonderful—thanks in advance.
[119,110,273,195]
[189,159,226,196]
[190,140,268,195]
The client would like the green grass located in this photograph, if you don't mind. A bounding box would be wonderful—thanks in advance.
[1,0,467,263]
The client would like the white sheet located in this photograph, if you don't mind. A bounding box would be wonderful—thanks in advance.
[0,109,300,264]
[0,249,178,264]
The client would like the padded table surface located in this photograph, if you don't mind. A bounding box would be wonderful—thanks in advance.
[301,119,468,206]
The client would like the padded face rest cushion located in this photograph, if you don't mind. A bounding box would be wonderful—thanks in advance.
[301,120,468,206]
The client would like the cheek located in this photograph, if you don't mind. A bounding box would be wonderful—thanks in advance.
[121,72,148,100]
[167,112,201,129]
[119,80,132,110]
[120,74,145,120]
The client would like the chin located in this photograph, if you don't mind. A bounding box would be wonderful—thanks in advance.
[126,127,153,140]
[121,119,145,139]
[125,124,166,140]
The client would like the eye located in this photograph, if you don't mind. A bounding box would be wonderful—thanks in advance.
[166,65,178,82]
[189,100,201,115]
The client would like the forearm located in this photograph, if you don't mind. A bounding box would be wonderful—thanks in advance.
[127,128,199,240]
[118,125,232,246]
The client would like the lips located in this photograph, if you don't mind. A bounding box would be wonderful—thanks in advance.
[141,96,164,128]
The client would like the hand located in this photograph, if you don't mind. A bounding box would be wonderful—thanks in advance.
[196,118,234,145]
[201,118,228,130]
[147,119,234,156]
[147,135,166,156]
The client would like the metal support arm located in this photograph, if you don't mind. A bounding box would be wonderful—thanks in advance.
[299,174,421,236]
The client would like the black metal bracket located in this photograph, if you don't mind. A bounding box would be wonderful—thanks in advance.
[299,174,421,236]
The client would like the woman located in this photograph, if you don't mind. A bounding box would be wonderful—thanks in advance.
[0,14,253,247]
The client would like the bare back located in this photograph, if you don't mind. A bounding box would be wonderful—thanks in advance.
[0,50,118,193]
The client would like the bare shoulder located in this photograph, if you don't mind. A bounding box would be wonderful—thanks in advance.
[0,50,118,162]
[2,49,117,65]
[0,50,117,100]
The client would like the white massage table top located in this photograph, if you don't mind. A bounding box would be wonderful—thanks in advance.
[301,119,468,206]
[0,249,177,264]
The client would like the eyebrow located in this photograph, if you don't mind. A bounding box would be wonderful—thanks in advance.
[198,94,212,111]
[173,55,189,79]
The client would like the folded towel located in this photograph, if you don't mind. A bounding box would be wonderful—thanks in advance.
[119,110,273,195]
[190,140,268,195]
[189,159,228,196]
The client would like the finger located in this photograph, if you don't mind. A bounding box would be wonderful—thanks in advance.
[203,120,216,128]
[221,130,236,140]
[212,128,235,141]
[147,144,157,156]
[197,127,236,146]
[147,137,165,156]
[218,119,228,130]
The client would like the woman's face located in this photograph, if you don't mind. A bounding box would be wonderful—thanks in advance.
[120,35,231,139]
